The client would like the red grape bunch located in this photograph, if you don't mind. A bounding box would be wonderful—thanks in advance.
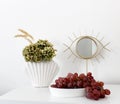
[51,72,111,100]
[85,73,110,100]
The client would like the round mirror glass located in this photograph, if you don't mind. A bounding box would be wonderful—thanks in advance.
[76,37,97,59]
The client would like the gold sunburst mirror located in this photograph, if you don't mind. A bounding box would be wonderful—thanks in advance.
[76,36,98,59]
[64,33,110,73]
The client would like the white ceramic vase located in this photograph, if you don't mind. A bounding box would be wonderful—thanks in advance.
[25,60,59,87]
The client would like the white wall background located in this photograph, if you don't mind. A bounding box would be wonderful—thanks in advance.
[0,0,120,95]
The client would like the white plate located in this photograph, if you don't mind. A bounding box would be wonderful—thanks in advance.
[49,86,85,97]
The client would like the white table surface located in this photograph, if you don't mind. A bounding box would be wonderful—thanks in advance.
[0,85,120,104]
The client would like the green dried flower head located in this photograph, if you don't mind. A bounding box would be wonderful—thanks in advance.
[23,39,56,62]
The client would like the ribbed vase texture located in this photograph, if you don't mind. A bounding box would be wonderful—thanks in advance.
[25,60,59,87]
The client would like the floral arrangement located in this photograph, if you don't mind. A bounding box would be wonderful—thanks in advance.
[15,29,56,62]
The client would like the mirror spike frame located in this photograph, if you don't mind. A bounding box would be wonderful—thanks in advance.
[63,34,111,73]
[63,35,110,61]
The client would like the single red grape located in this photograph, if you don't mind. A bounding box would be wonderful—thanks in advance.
[67,73,73,78]
[104,89,111,95]
[67,82,73,88]
[87,72,92,76]
[85,87,92,93]
[51,84,57,88]
[79,73,85,79]
[86,92,94,99]
[99,81,104,87]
